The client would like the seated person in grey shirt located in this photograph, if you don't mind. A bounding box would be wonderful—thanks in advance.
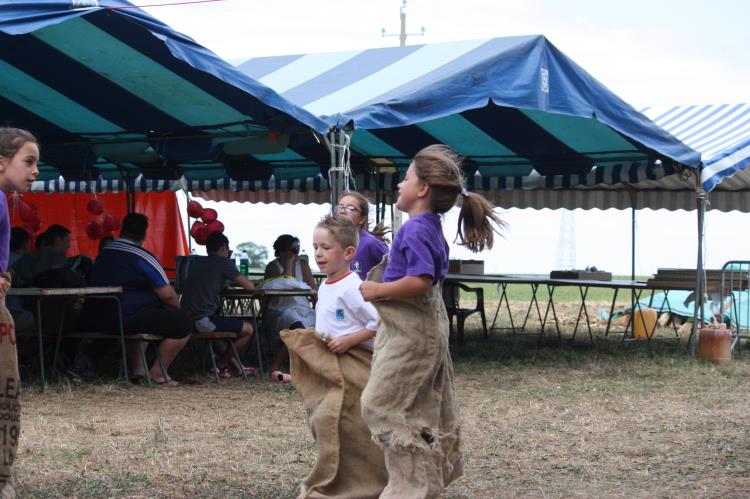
[180,232,257,378]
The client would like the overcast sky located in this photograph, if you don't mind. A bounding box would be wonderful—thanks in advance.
[144,0,749,275]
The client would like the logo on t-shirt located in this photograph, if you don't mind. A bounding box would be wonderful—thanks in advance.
[335,309,345,321]
[351,261,361,273]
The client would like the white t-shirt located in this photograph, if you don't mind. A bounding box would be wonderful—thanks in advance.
[315,272,377,350]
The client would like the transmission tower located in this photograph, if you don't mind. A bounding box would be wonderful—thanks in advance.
[556,210,576,269]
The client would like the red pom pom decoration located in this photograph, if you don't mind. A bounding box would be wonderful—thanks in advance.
[189,220,206,238]
[206,220,224,234]
[187,200,204,218]
[85,220,104,240]
[200,208,217,224]
[87,198,104,216]
[194,225,210,245]
[102,213,121,232]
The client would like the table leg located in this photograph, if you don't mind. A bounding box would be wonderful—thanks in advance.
[605,288,619,336]
[542,284,562,343]
[571,285,593,343]
[490,283,516,334]
[35,299,45,390]
[250,297,264,377]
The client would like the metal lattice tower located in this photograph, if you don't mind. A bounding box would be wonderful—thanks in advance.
[556,210,576,269]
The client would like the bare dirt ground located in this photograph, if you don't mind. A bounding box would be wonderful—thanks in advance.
[14,302,750,498]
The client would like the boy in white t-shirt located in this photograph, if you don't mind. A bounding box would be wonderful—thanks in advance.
[313,215,377,352]
[280,215,387,497]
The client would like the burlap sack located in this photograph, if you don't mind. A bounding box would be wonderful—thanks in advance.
[361,257,463,499]
[281,327,387,499]
[0,273,20,498]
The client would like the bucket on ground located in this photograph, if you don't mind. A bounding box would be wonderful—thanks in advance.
[633,308,657,339]
[699,325,732,364]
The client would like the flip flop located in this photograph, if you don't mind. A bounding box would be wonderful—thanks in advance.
[270,370,291,384]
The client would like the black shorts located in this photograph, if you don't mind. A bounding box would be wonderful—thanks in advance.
[124,302,192,339]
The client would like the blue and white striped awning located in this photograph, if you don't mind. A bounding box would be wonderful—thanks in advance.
[238,37,699,186]
[641,104,750,192]
[1,0,329,186]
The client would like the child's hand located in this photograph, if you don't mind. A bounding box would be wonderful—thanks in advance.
[359,281,379,302]
[327,334,359,354]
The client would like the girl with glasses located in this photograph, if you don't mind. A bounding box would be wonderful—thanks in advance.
[335,192,389,281]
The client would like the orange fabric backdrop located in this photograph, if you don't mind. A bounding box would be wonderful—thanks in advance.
[8,191,189,272]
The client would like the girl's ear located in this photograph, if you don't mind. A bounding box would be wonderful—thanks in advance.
[344,245,356,260]
[417,182,430,199]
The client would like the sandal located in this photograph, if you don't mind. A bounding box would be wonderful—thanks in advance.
[270,370,291,384]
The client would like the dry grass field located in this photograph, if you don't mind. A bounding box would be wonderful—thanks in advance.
[14,302,750,498]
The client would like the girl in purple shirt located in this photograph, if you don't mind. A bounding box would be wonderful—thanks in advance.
[336,192,389,280]
[0,127,39,497]
[359,145,503,497]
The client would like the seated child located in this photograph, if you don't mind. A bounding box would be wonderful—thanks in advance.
[280,215,386,498]
[181,232,257,378]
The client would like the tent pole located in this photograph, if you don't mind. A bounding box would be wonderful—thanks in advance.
[185,190,193,254]
[629,191,636,314]
[631,205,636,281]
[324,130,336,214]
[689,180,707,357]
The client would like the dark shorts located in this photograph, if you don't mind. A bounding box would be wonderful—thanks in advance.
[194,314,243,334]
[124,302,192,339]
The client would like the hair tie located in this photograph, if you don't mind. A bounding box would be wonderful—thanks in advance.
[460,188,469,199]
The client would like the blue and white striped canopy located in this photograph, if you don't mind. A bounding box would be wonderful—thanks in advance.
[641,104,750,192]
[0,0,329,185]
[238,36,699,186]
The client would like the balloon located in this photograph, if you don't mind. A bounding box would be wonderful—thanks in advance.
[200,208,218,224]
[206,220,224,234]
[187,200,204,218]
[194,225,210,245]
[85,220,104,240]
[86,198,104,215]
[18,201,35,223]
[189,220,206,238]
[102,213,121,232]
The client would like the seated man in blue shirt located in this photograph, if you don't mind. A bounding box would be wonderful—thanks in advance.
[90,213,191,386]
[181,232,256,378]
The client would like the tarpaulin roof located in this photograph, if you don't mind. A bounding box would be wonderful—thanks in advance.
[641,104,750,192]
[0,0,329,185]
[197,36,705,209]
[238,37,699,177]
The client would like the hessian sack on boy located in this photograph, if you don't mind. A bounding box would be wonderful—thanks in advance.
[281,327,387,499]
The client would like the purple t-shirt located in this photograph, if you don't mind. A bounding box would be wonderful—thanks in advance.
[352,228,388,280]
[383,212,449,284]
[0,193,9,272]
